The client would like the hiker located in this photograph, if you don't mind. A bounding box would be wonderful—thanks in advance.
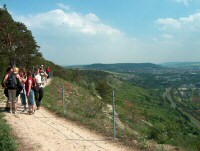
[14,67,23,102]
[25,71,35,114]
[34,68,47,110]
[2,67,11,111]
[22,67,27,78]
[40,65,44,73]
[46,66,51,79]
[19,70,27,112]
[3,67,20,114]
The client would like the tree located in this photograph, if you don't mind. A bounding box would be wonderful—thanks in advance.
[0,8,41,73]
[96,80,112,103]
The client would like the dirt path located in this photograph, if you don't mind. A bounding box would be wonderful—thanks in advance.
[0,79,136,151]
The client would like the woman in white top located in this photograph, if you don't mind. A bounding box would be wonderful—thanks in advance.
[34,68,47,110]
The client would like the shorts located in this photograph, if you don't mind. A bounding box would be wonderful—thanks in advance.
[27,90,35,105]
[8,89,17,103]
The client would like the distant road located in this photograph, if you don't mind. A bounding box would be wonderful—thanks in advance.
[164,88,200,129]
[163,88,176,108]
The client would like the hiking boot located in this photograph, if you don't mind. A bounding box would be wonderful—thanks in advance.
[29,111,34,115]
[22,109,27,113]
[28,110,34,115]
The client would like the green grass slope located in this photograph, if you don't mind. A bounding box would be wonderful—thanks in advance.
[43,75,200,151]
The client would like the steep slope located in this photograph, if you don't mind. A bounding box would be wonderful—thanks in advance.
[42,76,192,151]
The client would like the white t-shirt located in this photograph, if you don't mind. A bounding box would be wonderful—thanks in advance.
[34,74,44,88]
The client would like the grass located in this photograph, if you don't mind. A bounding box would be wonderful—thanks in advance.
[43,77,113,136]
[0,89,18,151]
[0,112,18,151]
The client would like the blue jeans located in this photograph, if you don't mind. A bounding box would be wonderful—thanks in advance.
[20,93,26,105]
[27,90,35,105]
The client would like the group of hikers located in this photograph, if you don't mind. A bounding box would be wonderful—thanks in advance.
[2,65,51,115]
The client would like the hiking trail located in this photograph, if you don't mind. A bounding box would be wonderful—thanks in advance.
[0,78,136,151]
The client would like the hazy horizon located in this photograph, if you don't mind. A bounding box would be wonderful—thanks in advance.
[63,61,200,66]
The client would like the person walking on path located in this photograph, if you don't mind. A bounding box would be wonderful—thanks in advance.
[46,66,51,79]
[14,67,22,103]
[2,67,11,111]
[40,65,44,73]
[25,71,35,115]
[19,70,27,112]
[3,67,20,114]
[34,68,47,110]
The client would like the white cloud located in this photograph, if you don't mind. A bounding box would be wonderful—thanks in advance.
[12,8,200,65]
[174,0,191,6]
[154,11,200,63]
[57,3,70,10]
[162,34,173,39]
[156,18,181,30]
[14,8,136,65]
[156,12,200,31]
[17,9,122,36]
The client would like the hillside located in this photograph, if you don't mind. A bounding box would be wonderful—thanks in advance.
[1,6,200,151]
[67,63,163,73]
[43,72,200,151]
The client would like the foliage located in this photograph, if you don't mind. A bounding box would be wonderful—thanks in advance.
[96,80,112,103]
[111,80,200,150]
[0,8,41,75]
[0,8,81,84]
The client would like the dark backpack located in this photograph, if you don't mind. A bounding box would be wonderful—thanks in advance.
[6,72,17,89]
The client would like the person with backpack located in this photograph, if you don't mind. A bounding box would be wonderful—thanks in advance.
[2,67,11,111]
[34,68,47,110]
[3,67,19,114]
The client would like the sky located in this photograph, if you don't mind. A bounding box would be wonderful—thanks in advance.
[1,0,200,65]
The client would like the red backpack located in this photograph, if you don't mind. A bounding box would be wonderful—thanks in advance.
[32,77,37,89]
[46,67,51,73]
